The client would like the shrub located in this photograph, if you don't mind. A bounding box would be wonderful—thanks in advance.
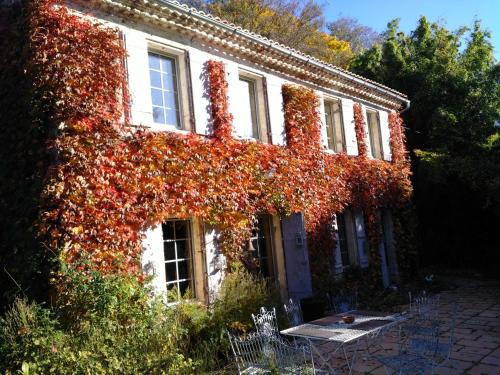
[0,270,196,374]
[0,262,282,374]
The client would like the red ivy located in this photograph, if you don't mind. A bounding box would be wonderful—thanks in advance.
[21,0,413,286]
[353,103,368,158]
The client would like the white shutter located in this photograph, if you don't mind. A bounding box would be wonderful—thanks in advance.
[188,49,212,135]
[378,110,392,161]
[341,98,358,156]
[124,31,153,126]
[142,226,167,294]
[317,93,329,149]
[266,76,286,145]
[362,105,373,158]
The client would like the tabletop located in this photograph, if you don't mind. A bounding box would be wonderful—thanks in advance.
[280,309,406,344]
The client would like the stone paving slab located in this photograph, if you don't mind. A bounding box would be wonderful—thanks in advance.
[318,285,500,374]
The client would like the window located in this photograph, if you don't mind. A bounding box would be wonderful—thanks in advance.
[149,52,181,128]
[237,75,260,139]
[248,215,275,278]
[366,110,383,159]
[336,213,350,267]
[324,99,346,152]
[162,220,194,302]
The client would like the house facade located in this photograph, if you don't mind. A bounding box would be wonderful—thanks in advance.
[1,0,411,307]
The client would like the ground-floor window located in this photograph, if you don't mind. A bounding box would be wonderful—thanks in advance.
[336,213,351,267]
[248,215,275,278]
[162,219,194,302]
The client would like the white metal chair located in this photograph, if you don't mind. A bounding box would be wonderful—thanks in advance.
[377,303,457,374]
[227,330,315,375]
[252,307,283,342]
[284,298,303,327]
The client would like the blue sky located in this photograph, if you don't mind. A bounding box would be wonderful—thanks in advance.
[324,0,500,60]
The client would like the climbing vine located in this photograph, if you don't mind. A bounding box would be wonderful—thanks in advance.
[2,0,413,295]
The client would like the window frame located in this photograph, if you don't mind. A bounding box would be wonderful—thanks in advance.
[161,219,196,303]
[248,215,276,279]
[365,108,384,159]
[147,42,192,133]
[323,98,346,153]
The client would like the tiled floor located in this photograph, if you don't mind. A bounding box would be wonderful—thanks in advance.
[322,285,500,374]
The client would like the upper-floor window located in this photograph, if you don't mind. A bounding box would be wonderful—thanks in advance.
[162,219,194,302]
[366,109,383,159]
[237,75,260,139]
[324,99,346,153]
[149,52,181,129]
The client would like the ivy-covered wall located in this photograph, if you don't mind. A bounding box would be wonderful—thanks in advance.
[0,0,414,308]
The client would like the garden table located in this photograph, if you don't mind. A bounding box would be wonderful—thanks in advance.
[280,310,407,374]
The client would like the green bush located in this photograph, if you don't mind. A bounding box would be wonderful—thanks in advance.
[0,262,282,374]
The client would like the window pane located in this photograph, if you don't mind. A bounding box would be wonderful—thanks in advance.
[165,262,177,282]
[151,89,164,106]
[162,73,176,92]
[176,240,189,260]
[162,221,175,240]
[165,109,179,127]
[175,220,188,239]
[164,241,176,261]
[163,91,177,109]
[161,57,175,76]
[153,107,165,124]
[179,281,189,296]
[150,70,161,88]
[178,260,189,280]
[149,54,161,70]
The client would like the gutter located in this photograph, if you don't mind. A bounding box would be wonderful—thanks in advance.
[157,0,409,107]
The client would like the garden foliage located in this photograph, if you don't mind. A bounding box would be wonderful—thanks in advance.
[0,263,279,374]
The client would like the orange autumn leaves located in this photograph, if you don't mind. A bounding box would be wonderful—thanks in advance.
[29,0,411,276]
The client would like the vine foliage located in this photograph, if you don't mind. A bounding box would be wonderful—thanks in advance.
[0,0,413,305]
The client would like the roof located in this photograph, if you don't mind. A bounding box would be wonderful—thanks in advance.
[78,0,409,110]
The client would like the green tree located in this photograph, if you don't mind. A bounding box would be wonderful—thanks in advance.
[352,17,500,273]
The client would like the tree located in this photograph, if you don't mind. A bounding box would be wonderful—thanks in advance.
[205,0,353,67]
[328,17,381,54]
[352,17,500,273]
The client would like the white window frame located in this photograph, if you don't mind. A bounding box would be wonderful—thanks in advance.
[147,42,192,133]
[162,219,196,303]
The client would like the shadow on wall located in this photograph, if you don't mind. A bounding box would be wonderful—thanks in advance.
[0,4,55,310]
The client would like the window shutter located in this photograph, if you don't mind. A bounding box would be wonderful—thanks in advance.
[340,98,358,156]
[378,110,391,161]
[281,213,313,300]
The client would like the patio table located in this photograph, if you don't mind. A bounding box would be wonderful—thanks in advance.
[280,309,407,374]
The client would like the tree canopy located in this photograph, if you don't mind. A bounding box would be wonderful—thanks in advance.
[181,0,354,67]
[352,17,500,273]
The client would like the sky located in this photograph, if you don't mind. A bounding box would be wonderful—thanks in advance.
[324,0,500,60]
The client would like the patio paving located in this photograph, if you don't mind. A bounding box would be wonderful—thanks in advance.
[325,283,500,374]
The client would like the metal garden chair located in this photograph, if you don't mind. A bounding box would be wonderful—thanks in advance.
[227,330,316,374]
[252,307,284,342]
[284,298,303,327]
[326,291,357,314]
[402,291,442,338]
[377,303,457,374]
